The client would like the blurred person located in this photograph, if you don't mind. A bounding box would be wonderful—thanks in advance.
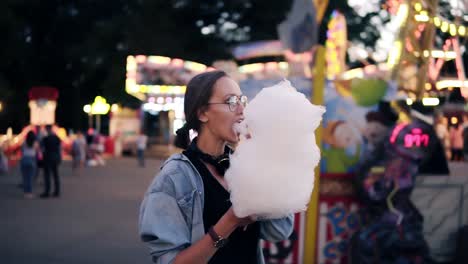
[463,115,468,161]
[114,131,123,157]
[449,123,464,161]
[71,131,87,173]
[95,133,106,166]
[139,71,293,264]
[34,125,46,183]
[20,131,40,198]
[40,125,62,198]
[0,142,8,175]
[435,116,451,160]
[136,131,148,167]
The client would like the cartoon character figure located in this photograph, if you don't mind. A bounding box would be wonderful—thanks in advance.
[323,120,361,173]
[361,110,393,158]
[351,102,435,264]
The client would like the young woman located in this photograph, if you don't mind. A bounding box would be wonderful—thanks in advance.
[139,71,293,264]
[21,131,40,198]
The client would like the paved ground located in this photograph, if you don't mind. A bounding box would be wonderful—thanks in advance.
[1,145,467,264]
[0,157,163,264]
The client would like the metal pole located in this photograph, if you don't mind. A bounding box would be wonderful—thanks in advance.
[96,114,101,133]
[88,114,93,129]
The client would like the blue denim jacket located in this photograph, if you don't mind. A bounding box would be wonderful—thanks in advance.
[139,153,294,264]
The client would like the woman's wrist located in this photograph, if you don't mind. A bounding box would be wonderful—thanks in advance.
[214,210,239,238]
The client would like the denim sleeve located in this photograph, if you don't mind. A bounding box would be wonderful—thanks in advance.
[259,214,294,242]
[139,191,191,264]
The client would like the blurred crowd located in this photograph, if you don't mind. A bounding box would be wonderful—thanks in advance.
[435,114,468,162]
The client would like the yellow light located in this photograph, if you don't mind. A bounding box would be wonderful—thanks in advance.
[342,68,364,80]
[433,17,441,27]
[184,61,207,72]
[172,86,186,95]
[148,56,171,65]
[90,96,110,115]
[423,50,430,57]
[436,80,468,90]
[395,4,409,28]
[430,50,443,57]
[441,21,449,32]
[451,117,458,124]
[429,50,456,59]
[278,62,289,70]
[425,83,432,90]
[0,101,2,112]
[83,104,91,114]
[406,98,413,105]
[139,85,148,93]
[458,26,466,36]
[414,2,422,11]
[415,14,429,22]
[422,97,439,106]
[126,81,139,95]
[148,86,161,94]
[449,24,457,36]
[111,104,119,113]
[159,85,169,94]
[388,41,402,68]
[239,63,264,73]
[126,60,137,72]
[443,51,457,60]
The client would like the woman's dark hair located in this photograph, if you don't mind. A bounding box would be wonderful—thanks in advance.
[25,131,36,148]
[174,70,227,149]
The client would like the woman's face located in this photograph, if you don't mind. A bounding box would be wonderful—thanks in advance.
[200,76,245,144]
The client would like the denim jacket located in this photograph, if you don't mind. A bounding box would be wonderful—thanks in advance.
[139,153,294,264]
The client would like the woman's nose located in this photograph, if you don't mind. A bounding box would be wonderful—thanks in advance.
[237,103,245,114]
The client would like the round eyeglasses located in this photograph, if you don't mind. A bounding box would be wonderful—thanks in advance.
[207,95,248,112]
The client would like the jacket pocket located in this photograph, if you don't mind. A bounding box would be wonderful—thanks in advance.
[177,190,195,228]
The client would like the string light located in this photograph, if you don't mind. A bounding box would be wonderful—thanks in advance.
[412,10,466,37]
[414,2,422,12]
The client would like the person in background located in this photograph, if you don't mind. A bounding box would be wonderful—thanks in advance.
[71,131,87,174]
[139,71,293,264]
[0,144,7,175]
[136,131,148,167]
[462,115,468,162]
[435,116,451,160]
[449,122,464,161]
[34,125,45,184]
[40,125,62,198]
[21,131,41,198]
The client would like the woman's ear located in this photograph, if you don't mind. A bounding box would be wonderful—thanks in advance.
[198,107,209,123]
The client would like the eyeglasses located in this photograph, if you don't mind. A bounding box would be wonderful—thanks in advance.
[207,95,248,112]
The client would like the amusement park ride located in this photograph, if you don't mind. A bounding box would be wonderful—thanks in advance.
[387,0,467,99]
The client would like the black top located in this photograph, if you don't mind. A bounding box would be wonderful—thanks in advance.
[42,133,61,163]
[184,143,260,264]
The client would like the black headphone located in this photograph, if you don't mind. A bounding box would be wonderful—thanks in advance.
[188,138,232,176]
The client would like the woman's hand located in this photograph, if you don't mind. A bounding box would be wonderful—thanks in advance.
[224,207,256,228]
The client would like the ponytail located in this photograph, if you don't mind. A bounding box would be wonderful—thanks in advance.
[174,123,190,149]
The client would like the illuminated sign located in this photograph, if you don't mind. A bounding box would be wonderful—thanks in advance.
[404,128,429,148]
[390,123,431,148]
[125,55,207,100]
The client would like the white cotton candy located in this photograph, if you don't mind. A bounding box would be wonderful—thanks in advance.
[225,80,325,219]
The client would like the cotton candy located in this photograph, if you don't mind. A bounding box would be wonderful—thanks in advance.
[225,80,325,219]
